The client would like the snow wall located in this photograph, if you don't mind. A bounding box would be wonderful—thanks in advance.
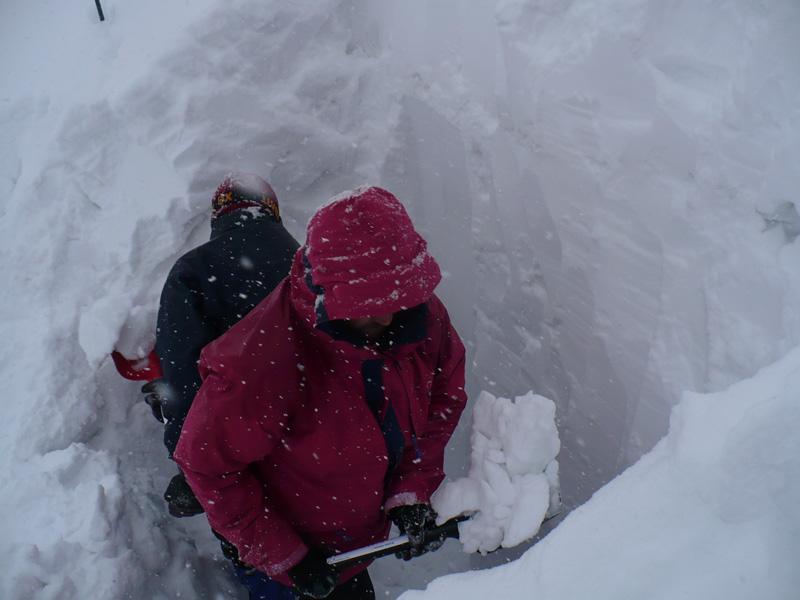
[1,0,799,598]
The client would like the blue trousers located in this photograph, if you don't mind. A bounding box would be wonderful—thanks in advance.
[233,565,375,600]
[233,566,295,600]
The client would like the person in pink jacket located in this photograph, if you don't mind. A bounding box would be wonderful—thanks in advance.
[175,186,467,600]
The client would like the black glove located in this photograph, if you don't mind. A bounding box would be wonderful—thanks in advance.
[141,379,167,423]
[212,530,250,570]
[163,472,204,517]
[389,503,445,560]
[288,549,338,599]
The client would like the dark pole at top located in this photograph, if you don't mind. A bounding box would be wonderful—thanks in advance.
[95,0,105,22]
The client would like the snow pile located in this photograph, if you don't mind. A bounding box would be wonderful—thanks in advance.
[403,348,800,599]
[433,391,559,553]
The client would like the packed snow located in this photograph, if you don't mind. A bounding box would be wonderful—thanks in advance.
[1,0,799,598]
[433,391,560,553]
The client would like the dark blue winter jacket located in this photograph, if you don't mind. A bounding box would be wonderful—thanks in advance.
[156,209,299,456]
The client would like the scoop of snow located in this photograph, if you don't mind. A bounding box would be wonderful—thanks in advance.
[433,391,561,553]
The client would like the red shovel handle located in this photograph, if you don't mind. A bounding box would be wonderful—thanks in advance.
[111,350,163,380]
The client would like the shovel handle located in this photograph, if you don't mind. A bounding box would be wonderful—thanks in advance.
[327,514,469,569]
[326,508,562,570]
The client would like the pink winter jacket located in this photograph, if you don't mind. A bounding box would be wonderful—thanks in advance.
[174,187,467,585]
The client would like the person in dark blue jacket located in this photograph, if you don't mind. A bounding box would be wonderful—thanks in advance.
[153,172,299,517]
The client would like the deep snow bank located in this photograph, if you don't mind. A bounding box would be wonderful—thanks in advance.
[402,346,800,599]
[2,0,800,598]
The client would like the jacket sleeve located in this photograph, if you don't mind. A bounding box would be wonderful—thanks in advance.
[155,263,221,457]
[384,311,468,511]
[173,359,308,581]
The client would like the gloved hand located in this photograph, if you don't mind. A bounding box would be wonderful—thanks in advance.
[212,531,250,570]
[389,503,445,560]
[163,472,204,517]
[141,379,167,423]
[288,549,338,599]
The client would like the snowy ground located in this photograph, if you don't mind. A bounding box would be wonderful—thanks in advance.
[2,0,799,598]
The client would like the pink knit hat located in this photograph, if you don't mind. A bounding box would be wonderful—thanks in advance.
[301,186,441,322]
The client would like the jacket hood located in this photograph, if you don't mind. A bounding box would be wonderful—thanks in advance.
[290,186,441,325]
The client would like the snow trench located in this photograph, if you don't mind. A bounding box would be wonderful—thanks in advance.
[1,0,799,598]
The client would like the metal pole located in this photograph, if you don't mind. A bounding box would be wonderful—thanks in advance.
[327,515,468,569]
[95,0,105,22]
[326,510,562,570]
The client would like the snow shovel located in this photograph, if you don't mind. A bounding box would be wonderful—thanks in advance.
[327,510,562,570]
[326,515,470,570]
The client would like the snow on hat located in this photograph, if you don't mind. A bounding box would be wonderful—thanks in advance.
[211,172,280,221]
[302,186,441,322]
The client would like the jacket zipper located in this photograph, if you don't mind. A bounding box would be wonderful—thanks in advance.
[390,357,422,463]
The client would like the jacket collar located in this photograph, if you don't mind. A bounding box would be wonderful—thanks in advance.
[316,303,428,351]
